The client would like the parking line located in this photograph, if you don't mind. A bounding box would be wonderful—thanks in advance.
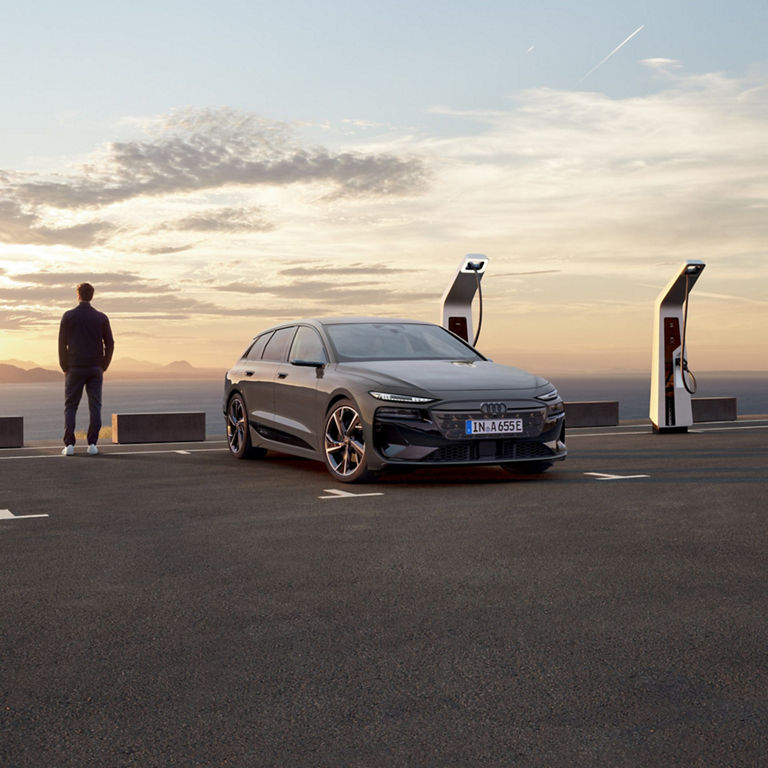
[0,447,228,460]
[584,472,650,481]
[319,489,384,500]
[1,509,49,520]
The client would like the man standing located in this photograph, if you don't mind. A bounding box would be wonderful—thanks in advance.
[58,282,114,456]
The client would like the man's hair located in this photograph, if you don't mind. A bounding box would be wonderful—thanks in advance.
[77,282,95,302]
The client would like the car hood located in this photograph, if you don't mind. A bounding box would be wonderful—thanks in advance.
[338,359,550,396]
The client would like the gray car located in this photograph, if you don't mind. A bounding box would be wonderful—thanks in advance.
[224,317,566,482]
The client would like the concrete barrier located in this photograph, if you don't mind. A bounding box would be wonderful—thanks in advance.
[112,412,206,444]
[564,401,619,428]
[0,416,24,448]
[692,397,738,423]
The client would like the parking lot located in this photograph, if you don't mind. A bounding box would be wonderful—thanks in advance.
[2,421,767,767]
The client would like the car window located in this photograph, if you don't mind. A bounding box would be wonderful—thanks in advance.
[325,322,483,362]
[244,332,272,361]
[262,326,296,362]
[289,326,328,363]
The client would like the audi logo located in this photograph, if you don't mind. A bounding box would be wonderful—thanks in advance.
[480,402,507,417]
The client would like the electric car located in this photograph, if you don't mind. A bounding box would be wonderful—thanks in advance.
[223,317,566,482]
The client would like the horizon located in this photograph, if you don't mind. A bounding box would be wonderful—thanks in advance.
[2,355,767,380]
[2,1,767,372]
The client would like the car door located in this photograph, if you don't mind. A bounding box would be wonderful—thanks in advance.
[273,325,328,451]
[240,326,296,431]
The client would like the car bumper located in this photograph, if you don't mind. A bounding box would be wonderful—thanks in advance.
[370,404,566,468]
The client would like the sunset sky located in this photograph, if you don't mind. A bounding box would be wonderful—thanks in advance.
[1,0,767,375]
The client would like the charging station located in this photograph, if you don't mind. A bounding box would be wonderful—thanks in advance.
[441,254,488,344]
[650,260,705,432]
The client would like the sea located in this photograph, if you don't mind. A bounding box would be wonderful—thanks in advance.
[1,373,766,442]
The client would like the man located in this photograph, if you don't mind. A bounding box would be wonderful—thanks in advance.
[58,282,114,456]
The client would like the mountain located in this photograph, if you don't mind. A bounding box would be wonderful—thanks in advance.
[162,360,196,373]
[104,359,222,379]
[2,358,48,369]
[0,363,62,383]
[0,359,222,382]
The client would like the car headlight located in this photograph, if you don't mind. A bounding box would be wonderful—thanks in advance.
[537,388,565,420]
[369,391,435,404]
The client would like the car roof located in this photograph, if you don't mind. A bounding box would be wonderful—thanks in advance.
[311,317,432,326]
[257,317,434,331]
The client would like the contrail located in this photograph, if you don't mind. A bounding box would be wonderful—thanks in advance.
[580,24,645,82]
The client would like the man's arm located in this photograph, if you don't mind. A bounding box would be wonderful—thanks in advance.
[102,316,115,371]
[58,314,69,372]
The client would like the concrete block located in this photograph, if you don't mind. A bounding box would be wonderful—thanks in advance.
[0,416,24,448]
[564,401,619,428]
[112,412,205,444]
[692,397,737,423]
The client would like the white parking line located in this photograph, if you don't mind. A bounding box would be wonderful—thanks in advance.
[584,472,650,481]
[0,447,228,460]
[1,509,49,520]
[570,423,768,438]
[319,489,384,500]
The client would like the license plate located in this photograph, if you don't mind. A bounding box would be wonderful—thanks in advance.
[465,418,524,435]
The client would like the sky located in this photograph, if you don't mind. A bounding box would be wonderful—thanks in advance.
[1,0,767,374]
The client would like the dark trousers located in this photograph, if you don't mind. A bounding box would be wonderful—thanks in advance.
[64,366,104,446]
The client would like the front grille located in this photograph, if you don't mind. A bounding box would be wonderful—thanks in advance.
[432,408,546,440]
[426,439,554,464]
[429,444,473,462]
[499,441,554,460]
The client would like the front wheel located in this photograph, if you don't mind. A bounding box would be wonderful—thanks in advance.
[226,393,266,459]
[323,399,376,483]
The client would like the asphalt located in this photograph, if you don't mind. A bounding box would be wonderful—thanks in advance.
[1,420,767,768]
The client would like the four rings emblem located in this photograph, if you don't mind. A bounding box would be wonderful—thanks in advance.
[480,402,507,418]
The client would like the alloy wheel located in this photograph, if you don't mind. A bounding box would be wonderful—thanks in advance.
[324,403,367,480]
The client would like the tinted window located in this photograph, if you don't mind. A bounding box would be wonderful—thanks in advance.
[262,326,296,362]
[325,323,483,362]
[290,326,327,363]
[244,333,272,361]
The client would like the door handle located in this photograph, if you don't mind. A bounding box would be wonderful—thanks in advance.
[245,371,254,377]
[278,372,288,379]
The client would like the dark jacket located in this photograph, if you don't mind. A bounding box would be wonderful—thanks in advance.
[58,302,115,372]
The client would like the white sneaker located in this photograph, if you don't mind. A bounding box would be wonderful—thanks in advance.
[62,445,74,456]
[87,444,99,455]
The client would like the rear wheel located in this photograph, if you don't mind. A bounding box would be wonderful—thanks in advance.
[500,461,553,476]
[323,399,376,483]
[226,393,266,459]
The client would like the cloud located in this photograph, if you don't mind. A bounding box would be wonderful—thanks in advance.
[8,270,170,291]
[8,108,427,211]
[212,273,435,305]
[419,68,768,271]
[144,244,196,256]
[0,198,115,248]
[278,262,396,277]
[0,270,178,304]
[162,206,275,233]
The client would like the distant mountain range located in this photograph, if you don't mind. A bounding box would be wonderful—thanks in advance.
[0,359,222,382]
[0,363,62,383]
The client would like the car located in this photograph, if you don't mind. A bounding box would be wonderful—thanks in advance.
[223,317,566,482]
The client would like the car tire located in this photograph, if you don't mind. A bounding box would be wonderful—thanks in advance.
[323,399,376,483]
[226,393,266,460]
[501,461,553,476]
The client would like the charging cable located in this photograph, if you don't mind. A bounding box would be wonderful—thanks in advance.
[679,271,698,395]
[473,270,483,346]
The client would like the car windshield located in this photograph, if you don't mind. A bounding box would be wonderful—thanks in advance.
[325,322,483,362]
